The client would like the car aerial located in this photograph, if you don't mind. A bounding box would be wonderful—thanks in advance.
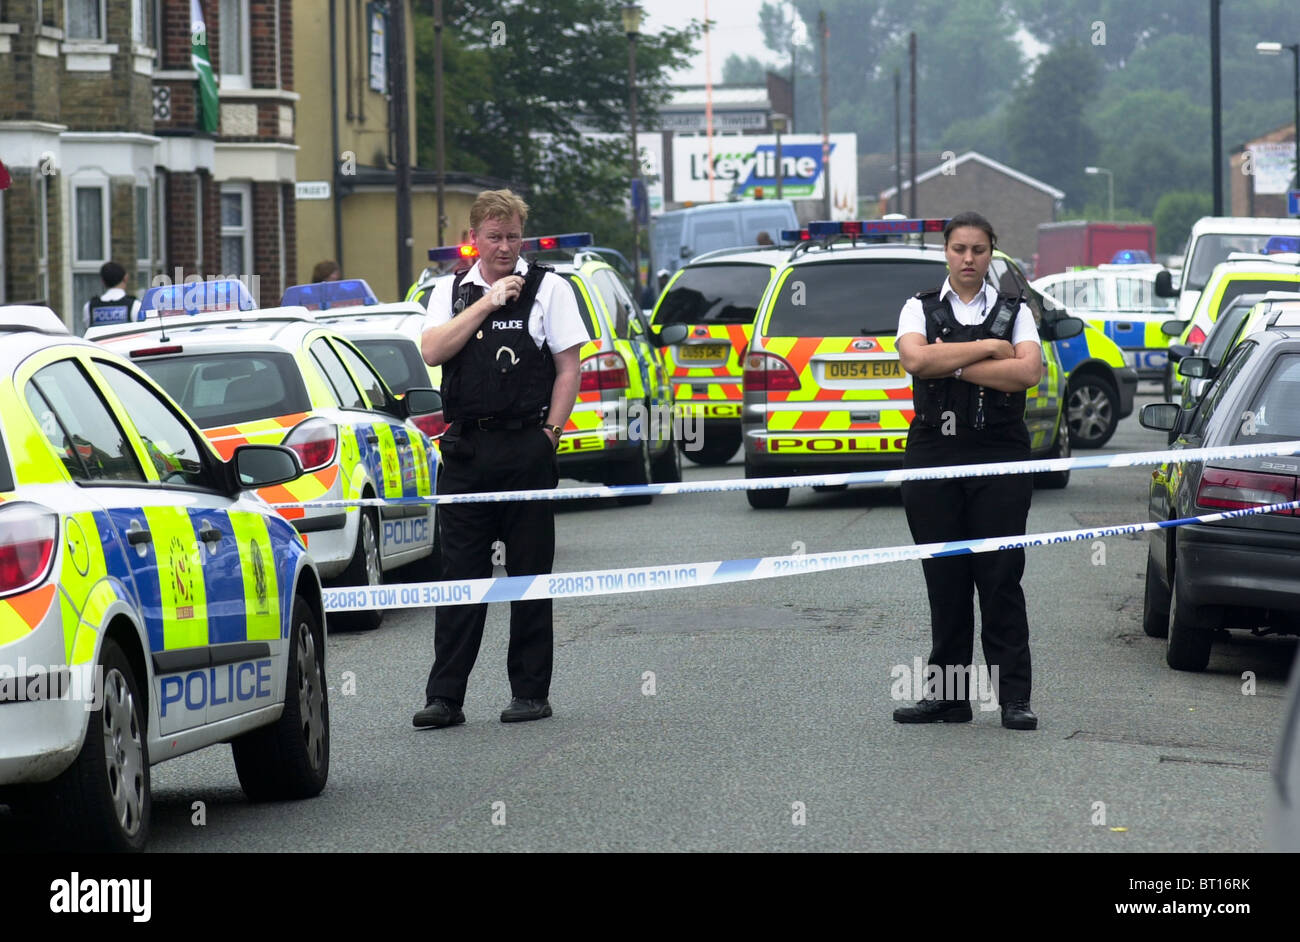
[1033,263,1178,381]
[426,233,687,506]
[647,245,788,466]
[1161,252,1300,399]
[87,290,441,630]
[0,306,328,851]
[741,219,1085,509]
[1139,307,1300,671]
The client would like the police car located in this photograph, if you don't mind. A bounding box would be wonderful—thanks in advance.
[648,245,787,465]
[425,233,687,505]
[88,289,440,630]
[742,219,1083,508]
[0,306,328,851]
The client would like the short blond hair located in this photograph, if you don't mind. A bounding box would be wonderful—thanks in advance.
[470,189,529,231]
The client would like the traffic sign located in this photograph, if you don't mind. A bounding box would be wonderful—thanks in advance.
[1289,190,1300,216]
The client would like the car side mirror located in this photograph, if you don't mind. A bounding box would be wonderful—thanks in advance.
[1177,356,1212,379]
[1043,316,1084,342]
[655,323,689,347]
[403,387,442,417]
[232,444,303,491]
[1154,270,1178,298]
[1161,318,1188,337]
[1167,343,1192,363]
[1140,402,1181,432]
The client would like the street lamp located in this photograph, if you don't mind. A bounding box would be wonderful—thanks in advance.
[1085,165,1114,219]
[1256,41,1300,195]
[770,112,788,200]
[622,3,643,297]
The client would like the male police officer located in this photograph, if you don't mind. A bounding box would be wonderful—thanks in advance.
[414,189,588,728]
[79,261,141,336]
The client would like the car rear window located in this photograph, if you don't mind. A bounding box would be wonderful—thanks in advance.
[1233,353,1300,443]
[135,352,311,428]
[765,258,947,337]
[1187,234,1284,291]
[355,339,429,395]
[1214,279,1300,319]
[654,263,773,327]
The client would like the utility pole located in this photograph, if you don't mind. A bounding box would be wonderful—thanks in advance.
[1210,0,1223,215]
[434,0,446,246]
[391,0,413,296]
[909,31,917,219]
[894,68,902,214]
[819,10,830,219]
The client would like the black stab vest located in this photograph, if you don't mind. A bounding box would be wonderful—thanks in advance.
[88,293,139,327]
[440,263,556,422]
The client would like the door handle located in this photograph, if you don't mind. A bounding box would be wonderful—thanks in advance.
[363,431,379,445]
[126,522,152,545]
[199,522,223,545]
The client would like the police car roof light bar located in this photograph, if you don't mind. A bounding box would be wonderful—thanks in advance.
[280,279,379,310]
[427,243,481,263]
[806,218,949,238]
[779,229,811,243]
[140,278,259,316]
[521,232,593,253]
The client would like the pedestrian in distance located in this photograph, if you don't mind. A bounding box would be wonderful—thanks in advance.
[892,211,1042,731]
[311,259,342,282]
[413,189,588,729]
[640,268,671,309]
[755,230,774,245]
[79,261,141,336]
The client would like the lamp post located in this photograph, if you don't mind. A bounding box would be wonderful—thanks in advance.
[622,4,643,298]
[1085,165,1114,219]
[770,112,788,200]
[1256,41,1300,195]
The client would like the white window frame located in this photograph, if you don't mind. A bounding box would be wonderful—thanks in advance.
[72,179,109,266]
[154,173,166,280]
[219,182,252,278]
[218,0,251,90]
[65,0,107,42]
[135,176,152,293]
[37,177,51,302]
[132,0,147,45]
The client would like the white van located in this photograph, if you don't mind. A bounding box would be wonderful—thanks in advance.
[1157,216,1300,321]
[651,200,798,276]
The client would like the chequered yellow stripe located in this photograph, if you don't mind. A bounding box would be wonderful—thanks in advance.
[228,512,280,642]
[760,336,904,402]
[143,507,208,651]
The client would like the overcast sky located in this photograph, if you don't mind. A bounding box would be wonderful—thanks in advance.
[639,0,778,85]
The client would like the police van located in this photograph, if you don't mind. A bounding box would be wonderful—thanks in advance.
[651,200,798,277]
[742,219,1083,508]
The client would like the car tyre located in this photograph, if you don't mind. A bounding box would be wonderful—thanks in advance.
[232,596,330,801]
[1034,414,1071,489]
[616,437,654,506]
[39,636,150,852]
[1067,374,1118,449]
[332,506,384,630]
[650,432,682,484]
[1167,570,1213,672]
[682,426,740,466]
[1142,553,1170,639]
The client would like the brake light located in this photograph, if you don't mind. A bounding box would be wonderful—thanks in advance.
[1196,466,1298,514]
[0,504,57,597]
[744,352,800,391]
[282,418,338,472]
[580,352,629,392]
[130,345,183,357]
[411,410,448,440]
[1187,324,1207,348]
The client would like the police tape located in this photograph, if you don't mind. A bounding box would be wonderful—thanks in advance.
[277,438,1300,510]
[321,497,1300,612]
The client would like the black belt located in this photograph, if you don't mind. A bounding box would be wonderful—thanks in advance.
[459,415,544,431]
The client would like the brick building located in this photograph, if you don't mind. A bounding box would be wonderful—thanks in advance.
[1230,123,1298,217]
[0,0,296,326]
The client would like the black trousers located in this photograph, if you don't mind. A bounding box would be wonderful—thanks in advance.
[900,422,1033,704]
[424,424,559,707]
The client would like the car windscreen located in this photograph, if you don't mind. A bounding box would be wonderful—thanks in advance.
[355,339,428,395]
[1202,296,1264,365]
[765,259,947,337]
[654,264,773,327]
[1187,234,1284,291]
[1232,353,1300,443]
[135,352,312,428]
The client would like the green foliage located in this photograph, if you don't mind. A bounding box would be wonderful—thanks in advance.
[722,54,771,84]
[1153,191,1214,255]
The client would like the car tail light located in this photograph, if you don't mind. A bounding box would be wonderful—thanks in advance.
[411,410,448,440]
[1196,466,1298,514]
[282,418,338,472]
[744,352,800,391]
[129,345,183,358]
[580,352,629,392]
[0,504,57,597]
[1187,324,1207,348]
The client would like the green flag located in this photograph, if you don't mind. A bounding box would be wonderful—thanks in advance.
[191,0,219,133]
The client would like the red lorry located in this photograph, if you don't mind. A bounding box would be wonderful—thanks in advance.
[1034,221,1157,278]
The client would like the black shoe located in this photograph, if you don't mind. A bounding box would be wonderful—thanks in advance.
[1001,699,1038,730]
[413,698,465,729]
[892,699,973,724]
[500,697,552,723]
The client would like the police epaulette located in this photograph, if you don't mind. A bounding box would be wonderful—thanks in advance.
[915,288,941,300]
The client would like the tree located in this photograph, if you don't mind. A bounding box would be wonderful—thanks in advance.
[722,54,771,84]
[1153,191,1213,255]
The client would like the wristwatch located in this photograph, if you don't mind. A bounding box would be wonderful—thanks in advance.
[544,423,563,445]
[953,367,963,379]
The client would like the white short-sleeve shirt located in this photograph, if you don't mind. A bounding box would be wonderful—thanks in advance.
[896,279,1040,348]
[423,258,589,354]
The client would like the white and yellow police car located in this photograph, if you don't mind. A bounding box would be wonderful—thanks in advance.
[88,290,441,630]
[0,306,328,852]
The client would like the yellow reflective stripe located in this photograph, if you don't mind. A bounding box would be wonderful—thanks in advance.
[297,347,337,404]
[372,422,402,497]
[228,512,280,642]
[570,279,604,339]
[143,507,208,650]
[60,511,109,663]
[408,429,431,495]
[0,367,74,484]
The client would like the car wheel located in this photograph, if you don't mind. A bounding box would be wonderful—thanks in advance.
[332,507,384,630]
[232,596,330,801]
[1034,414,1071,489]
[616,437,654,506]
[1067,374,1118,449]
[1167,570,1213,672]
[1142,553,1170,639]
[651,434,682,483]
[39,636,150,852]
[683,426,740,466]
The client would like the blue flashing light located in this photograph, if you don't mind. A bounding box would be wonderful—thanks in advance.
[1263,235,1300,255]
[140,279,258,315]
[1109,249,1153,264]
[281,279,379,310]
[806,218,949,238]
[779,229,811,242]
[521,232,593,253]
[428,243,480,263]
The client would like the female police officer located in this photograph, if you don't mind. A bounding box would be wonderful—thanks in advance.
[892,212,1041,730]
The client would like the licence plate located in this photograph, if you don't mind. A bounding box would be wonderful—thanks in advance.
[825,360,903,380]
[679,344,728,361]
